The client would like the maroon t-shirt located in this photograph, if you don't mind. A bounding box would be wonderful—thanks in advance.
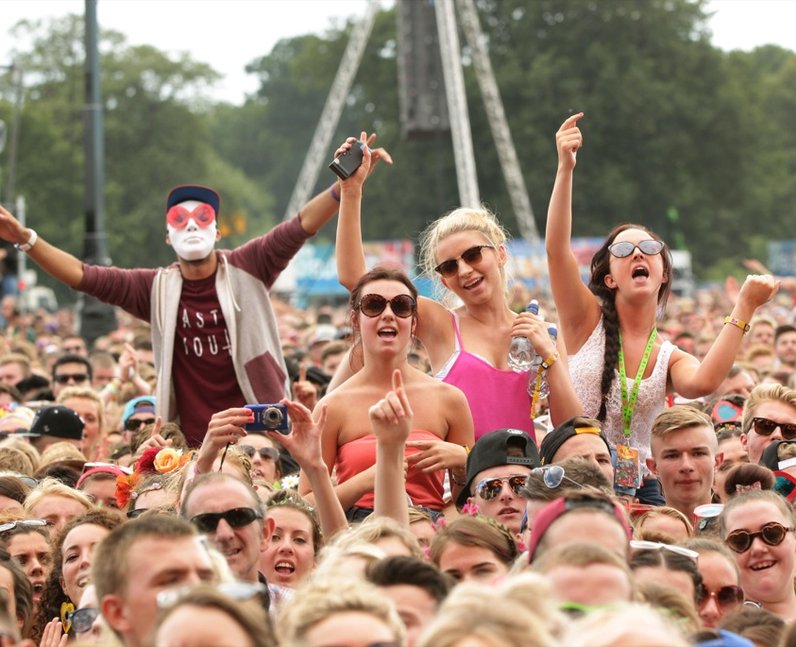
[172,273,244,446]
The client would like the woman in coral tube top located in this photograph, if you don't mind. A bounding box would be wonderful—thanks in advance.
[298,266,474,521]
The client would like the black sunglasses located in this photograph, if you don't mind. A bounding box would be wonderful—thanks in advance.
[54,373,89,385]
[124,417,156,432]
[726,521,794,553]
[475,475,527,501]
[127,508,147,520]
[434,244,494,277]
[190,507,263,534]
[697,585,744,611]
[607,239,664,259]
[750,417,796,440]
[358,294,416,319]
[69,607,99,634]
[240,445,280,461]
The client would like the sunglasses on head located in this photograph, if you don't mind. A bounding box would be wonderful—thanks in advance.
[725,521,794,553]
[629,540,699,561]
[190,507,263,534]
[0,519,48,534]
[607,239,664,259]
[124,417,156,432]
[68,607,100,634]
[166,203,216,230]
[156,581,266,610]
[532,465,584,490]
[434,244,495,277]
[239,445,280,461]
[358,294,416,319]
[750,417,796,440]
[54,373,89,385]
[697,585,744,611]
[474,475,527,501]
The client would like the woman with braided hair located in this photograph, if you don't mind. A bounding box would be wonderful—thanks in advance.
[546,113,779,503]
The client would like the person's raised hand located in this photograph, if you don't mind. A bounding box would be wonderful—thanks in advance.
[277,399,325,472]
[0,204,28,245]
[556,112,584,172]
[369,369,413,448]
[736,274,780,311]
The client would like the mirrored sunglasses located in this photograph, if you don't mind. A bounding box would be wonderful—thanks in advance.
[607,239,664,258]
[434,244,494,277]
[751,417,796,440]
[697,585,744,611]
[475,475,527,501]
[190,507,263,534]
[240,445,280,461]
[358,293,416,319]
[726,521,794,553]
[166,203,216,230]
[69,607,100,634]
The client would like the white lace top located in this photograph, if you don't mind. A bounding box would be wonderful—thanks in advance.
[568,318,675,469]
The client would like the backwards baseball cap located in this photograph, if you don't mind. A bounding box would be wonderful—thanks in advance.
[527,493,632,562]
[166,184,220,215]
[122,396,157,427]
[29,405,84,441]
[539,416,612,466]
[456,429,539,509]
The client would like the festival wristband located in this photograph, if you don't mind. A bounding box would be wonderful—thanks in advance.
[329,182,341,203]
[723,316,750,334]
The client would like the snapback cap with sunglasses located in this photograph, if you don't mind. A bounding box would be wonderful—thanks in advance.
[456,429,539,509]
[122,396,157,428]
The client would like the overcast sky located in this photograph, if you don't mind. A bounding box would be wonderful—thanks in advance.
[2,0,795,104]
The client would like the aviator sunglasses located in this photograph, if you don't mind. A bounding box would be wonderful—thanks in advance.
[750,417,796,440]
[434,245,495,277]
[166,203,216,230]
[607,239,664,258]
[357,294,416,319]
[475,475,528,500]
[725,521,794,553]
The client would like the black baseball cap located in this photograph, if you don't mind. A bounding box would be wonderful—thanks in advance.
[539,416,612,466]
[456,429,539,508]
[28,405,85,441]
[166,184,220,215]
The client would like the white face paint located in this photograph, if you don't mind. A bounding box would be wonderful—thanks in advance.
[167,199,217,261]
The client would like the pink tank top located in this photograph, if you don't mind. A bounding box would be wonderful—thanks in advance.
[335,430,445,510]
[435,312,536,442]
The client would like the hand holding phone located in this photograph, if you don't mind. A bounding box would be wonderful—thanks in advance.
[329,141,365,180]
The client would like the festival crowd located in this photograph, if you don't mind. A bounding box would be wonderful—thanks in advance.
[0,118,791,646]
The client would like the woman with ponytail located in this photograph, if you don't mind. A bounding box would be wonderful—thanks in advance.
[545,113,778,503]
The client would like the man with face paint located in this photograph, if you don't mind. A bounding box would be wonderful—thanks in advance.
[0,178,370,446]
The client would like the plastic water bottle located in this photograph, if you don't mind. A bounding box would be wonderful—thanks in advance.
[538,324,558,399]
[508,300,540,372]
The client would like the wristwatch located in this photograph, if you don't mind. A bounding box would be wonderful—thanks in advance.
[14,228,38,252]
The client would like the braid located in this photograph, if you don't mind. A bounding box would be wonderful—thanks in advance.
[598,293,620,423]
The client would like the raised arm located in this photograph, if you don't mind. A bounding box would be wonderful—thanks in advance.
[372,370,413,526]
[545,113,600,345]
[510,309,583,425]
[335,132,392,290]
[279,399,348,541]
[669,274,779,398]
[0,204,84,287]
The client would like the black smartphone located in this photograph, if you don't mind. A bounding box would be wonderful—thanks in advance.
[329,142,364,180]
